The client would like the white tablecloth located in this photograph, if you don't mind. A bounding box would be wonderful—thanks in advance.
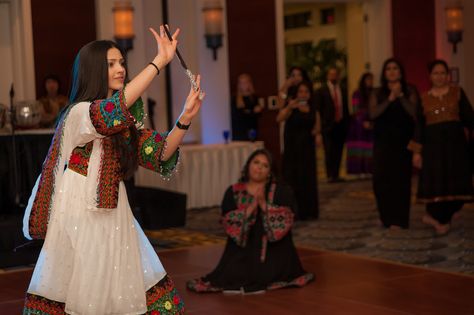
[134,141,264,209]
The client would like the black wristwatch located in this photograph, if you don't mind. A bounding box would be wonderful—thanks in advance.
[176,120,191,130]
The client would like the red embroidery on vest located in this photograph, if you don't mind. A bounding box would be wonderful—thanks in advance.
[68,142,93,176]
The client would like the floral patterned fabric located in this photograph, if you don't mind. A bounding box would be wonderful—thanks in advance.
[222,207,257,247]
[262,204,294,242]
[186,278,223,293]
[147,275,185,314]
[23,275,184,315]
[68,142,93,176]
[96,137,122,209]
[266,272,315,290]
[223,183,294,248]
[138,129,180,179]
[23,293,65,315]
[89,89,134,136]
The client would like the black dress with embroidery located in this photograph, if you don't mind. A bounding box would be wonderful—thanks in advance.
[415,87,474,202]
[187,183,314,293]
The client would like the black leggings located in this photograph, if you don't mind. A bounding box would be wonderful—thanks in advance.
[426,201,464,224]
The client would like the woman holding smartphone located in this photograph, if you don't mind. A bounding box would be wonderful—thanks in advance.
[276,81,319,220]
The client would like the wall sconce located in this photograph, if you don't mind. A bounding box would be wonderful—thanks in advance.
[113,1,135,54]
[445,5,463,53]
[203,3,224,60]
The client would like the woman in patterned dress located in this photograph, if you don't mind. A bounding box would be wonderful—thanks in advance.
[410,59,474,235]
[22,25,204,314]
[187,149,314,294]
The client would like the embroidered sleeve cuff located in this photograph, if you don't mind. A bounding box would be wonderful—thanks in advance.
[222,208,257,247]
[138,129,180,179]
[89,89,134,136]
[407,140,423,153]
[263,205,294,242]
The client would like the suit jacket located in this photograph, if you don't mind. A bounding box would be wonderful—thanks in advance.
[316,83,349,133]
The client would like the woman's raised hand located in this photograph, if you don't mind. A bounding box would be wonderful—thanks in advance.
[178,75,205,125]
[149,25,180,70]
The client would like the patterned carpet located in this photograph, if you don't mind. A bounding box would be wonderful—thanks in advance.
[146,179,474,275]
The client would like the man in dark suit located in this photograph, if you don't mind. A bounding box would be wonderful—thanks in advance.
[316,67,349,182]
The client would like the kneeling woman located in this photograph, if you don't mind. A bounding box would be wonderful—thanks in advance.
[187,149,314,293]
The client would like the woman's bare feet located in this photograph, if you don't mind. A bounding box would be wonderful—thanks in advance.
[434,223,450,236]
[422,214,438,228]
[422,214,451,235]
[452,211,462,222]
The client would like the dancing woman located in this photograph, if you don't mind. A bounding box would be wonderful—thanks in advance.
[22,26,204,314]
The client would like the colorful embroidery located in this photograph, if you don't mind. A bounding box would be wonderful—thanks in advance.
[89,89,134,136]
[29,107,71,239]
[138,129,179,179]
[23,276,185,314]
[23,293,66,314]
[222,208,256,247]
[267,272,315,290]
[146,275,185,314]
[186,278,223,293]
[68,142,93,176]
[96,138,122,209]
[227,183,294,259]
[262,205,294,242]
[422,86,461,125]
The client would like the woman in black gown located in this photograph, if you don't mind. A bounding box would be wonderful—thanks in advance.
[187,149,314,294]
[231,73,263,141]
[369,58,419,229]
[410,59,474,234]
[277,81,319,220]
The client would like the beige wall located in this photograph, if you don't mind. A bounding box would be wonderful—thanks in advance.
[345,2,365,102]
[284,3,347,48]
[0,0,36,107]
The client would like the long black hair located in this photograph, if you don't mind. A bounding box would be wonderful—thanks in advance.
[66,40,138,179]
[287,66,312,99]
[380,58,408,97]
[239,149,275,184]
[427,59,449,74]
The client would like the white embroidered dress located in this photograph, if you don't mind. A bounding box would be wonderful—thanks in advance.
[23,99,177,315]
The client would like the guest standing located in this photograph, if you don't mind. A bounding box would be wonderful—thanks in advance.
[38,74,68,128]
[369,58,418,229]
[231,73,263,141]
[346,72,374,177]
[316,67,349,182]
[277,81,319,220]
[277,66,311,109]
[410,59,474,234]
[187,149,314,293]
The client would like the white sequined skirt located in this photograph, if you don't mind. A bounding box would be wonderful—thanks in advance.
[26,169,167,315]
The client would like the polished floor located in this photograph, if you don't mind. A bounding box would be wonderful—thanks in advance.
[1,244,474,314]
